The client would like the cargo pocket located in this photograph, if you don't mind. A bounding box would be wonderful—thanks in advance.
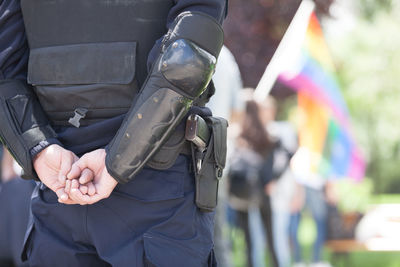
[27,42,139,126]
[143,232,213,267]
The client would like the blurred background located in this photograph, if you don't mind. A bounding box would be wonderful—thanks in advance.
[207,0,400,267]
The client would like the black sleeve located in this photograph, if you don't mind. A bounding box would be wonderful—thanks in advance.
[168,0,227,25]
[147,0,227,70]
[0,0,60,179]
[0,0,29,80]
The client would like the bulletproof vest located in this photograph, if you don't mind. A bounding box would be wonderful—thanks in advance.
[21,0,173,126]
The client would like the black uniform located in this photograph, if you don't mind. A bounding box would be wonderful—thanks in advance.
[0,0,226,266]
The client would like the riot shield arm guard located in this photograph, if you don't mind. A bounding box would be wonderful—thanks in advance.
[106,12,223,184]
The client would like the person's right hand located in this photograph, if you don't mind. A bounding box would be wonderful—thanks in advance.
[33,144,80,204]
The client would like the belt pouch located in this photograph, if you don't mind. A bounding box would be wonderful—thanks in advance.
[194,116,228,212]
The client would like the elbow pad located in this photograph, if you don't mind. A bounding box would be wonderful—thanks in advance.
[106,12,223,183]
[0,80,57,180]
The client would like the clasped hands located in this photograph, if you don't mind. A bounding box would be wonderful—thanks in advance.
[33,144,118,205]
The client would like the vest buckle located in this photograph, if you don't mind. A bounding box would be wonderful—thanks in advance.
[68,108,88,128]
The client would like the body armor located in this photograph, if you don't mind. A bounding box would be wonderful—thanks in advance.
[21,0,173,126]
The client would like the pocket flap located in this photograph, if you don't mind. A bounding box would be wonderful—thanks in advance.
[28,42,136,85]
[206,116,228,169]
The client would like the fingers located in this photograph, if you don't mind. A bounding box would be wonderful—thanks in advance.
[70,186,102,205]
[55,187,77,205]
[71,179,80,191]
[67,155,92,181]
[59,178,91,205]
[87,182,96,196]
[67,154,91,180]
[58,197,77,205]
[67,164,82,180]
[74,168,94,196]
[61,150,108,205]
[65,179,72,195]
[70,189,91,205]
[55,187,69,202]
[69,179,97,205]
[59,150,75,185]
[79,168,94,185]
[79,185,88,195]
[69,179,89,204]
[62,168,94,205]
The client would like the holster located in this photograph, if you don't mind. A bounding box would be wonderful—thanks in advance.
[192,116,228,212]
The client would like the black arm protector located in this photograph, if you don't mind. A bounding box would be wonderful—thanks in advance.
[106,12,223,183]
[0,79,58,180]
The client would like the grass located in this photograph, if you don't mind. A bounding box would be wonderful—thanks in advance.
[369,194,400,205]
[231,207,400,267]
[333,252,400,267]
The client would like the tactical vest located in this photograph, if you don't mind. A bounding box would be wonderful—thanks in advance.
[21,0,173,126]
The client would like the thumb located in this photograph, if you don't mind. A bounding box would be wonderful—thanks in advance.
[67,154,90,180]
[59,151,76,185]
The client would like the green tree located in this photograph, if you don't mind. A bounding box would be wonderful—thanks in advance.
[357,0,394,20]
[330,5,400,193]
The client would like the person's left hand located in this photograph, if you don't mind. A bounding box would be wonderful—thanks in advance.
[66,149,118,205]
[33,144,80,204]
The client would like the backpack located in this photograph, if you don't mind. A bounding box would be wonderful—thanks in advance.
[227,149,264,203]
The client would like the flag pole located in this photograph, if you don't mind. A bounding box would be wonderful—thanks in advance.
[253,0,315,102]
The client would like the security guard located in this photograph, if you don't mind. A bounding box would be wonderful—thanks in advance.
[0,0,227,266]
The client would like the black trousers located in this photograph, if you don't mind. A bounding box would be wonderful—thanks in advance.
[0,179,35,267]
[23,156,216,267]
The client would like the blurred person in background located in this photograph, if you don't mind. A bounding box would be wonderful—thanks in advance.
[288,183,305,267]
[0,148,34,267]
[227,98,278,267]
[207,45,244,267]
[289,148,332,267]
[259,96,299,267]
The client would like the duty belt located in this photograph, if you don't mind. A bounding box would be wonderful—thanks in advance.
[147,114,211,170]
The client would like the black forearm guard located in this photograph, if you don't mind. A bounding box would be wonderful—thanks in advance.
[0,80,57,180]
[106,12,223,183]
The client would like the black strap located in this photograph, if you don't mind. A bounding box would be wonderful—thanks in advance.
[21,125,56,150]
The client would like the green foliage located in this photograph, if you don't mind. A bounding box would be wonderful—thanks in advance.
[369,194,400,205]
[231,228,247,267]
[336,178,373,213]
[357,0,394,20]
[329,5,400,193]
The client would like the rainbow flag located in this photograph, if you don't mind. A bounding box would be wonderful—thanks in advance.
[278,12,365,181]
